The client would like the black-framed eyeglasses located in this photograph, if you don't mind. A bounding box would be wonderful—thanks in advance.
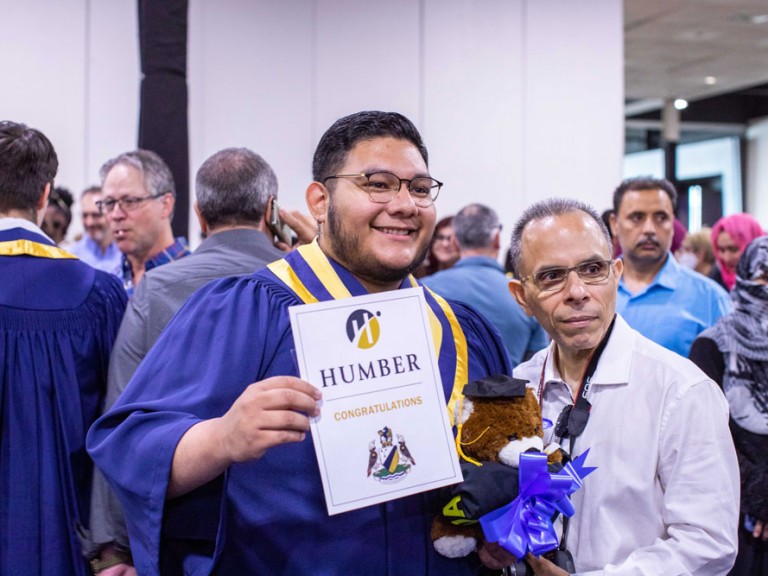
[322,171,442,207]
[520,259,614,292]
[96,192,166,214]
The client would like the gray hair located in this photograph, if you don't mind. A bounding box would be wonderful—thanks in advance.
[510,197,612,277]
[453,203,499,249]
[99,149,176,199]
[99,149,176,217]
[195,148,277,229]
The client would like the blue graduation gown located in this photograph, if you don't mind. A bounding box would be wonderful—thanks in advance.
[88,242,510,575]
[0,227,127,576]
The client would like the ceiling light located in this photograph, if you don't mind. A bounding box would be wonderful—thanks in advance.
[674,99,689,110]
[705,76,717,85]
[750,14,768,25]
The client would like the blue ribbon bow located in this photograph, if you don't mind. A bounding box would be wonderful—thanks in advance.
[479,449,596,559]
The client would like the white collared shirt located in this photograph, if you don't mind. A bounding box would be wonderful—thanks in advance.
[514,314,739,575]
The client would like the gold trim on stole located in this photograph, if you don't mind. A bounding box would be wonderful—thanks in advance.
[268,240,469,425]
[420,283,469,426]
[0,239,77,260]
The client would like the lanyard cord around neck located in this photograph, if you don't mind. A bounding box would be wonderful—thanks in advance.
[539,315,617,551]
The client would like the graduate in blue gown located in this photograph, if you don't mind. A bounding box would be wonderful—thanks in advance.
[88,111,512,575]
[0,121,127,576]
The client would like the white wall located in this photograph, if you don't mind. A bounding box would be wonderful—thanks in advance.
[0,0,140,241]
[1,0,624,251]
[1,0,88,209]
[522,0,624,215]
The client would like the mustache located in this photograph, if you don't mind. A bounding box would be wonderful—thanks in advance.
[635,238,660,248]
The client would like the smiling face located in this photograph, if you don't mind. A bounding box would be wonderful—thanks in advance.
[612,188,674,272]
[310,137,436,292]
[81,191,111,248]
[511,210,622,362]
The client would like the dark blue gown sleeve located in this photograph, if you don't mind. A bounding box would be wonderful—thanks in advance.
[88,277,510,576]
[87,275,296,575]
[448,298,513,382]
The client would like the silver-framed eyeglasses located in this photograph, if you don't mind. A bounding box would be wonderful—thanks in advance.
[520,259,614,292]
[322,171,442,207]
[96,192,166,214]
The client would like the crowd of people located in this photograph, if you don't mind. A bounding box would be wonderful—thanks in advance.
[1,111,766,575]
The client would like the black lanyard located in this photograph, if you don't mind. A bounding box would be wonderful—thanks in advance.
[540,315,616,453]
[538,315,616,552]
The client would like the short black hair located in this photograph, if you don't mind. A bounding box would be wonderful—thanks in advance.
[312,111,428,185]
[613,176,678,212]
[0,121,58,213]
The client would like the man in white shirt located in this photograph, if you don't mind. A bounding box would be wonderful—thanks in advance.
[500,197,738,575]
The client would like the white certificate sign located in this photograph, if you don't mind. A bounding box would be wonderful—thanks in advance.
[289,287,463,516]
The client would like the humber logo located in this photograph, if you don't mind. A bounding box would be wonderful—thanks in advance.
[346,309,381,349]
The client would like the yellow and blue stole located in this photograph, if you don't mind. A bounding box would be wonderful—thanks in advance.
[0,228,76,260]
[267,240,469,425]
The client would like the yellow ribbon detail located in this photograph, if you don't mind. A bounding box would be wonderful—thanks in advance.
[269,242,469,428]
[0,239,77,260]
[455,395,484,467]
[267,258,318,304]
[295,241,352,299]
[422,285,469,427]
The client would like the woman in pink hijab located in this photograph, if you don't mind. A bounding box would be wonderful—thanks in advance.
[711,213,766,290]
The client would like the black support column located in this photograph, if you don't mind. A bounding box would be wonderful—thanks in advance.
[137,0,190,239]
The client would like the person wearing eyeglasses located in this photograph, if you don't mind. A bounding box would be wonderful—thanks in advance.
[68,186,122,274]
[98,149,191,295]
[0,121,128,576]
[503,197,738,575]
[88,111,511,575]
[84,148,289,576]
[609,177,730,358]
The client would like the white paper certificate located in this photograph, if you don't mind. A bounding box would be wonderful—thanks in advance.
[289,287,463,516]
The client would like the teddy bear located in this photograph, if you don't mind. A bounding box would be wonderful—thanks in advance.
[431,373,563,559]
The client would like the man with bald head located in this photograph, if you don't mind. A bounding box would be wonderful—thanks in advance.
[502,197,738,575]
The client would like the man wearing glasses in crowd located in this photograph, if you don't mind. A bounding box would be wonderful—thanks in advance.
[98,150,190,295]
[89,111,511,575]
[503,198,738,575]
